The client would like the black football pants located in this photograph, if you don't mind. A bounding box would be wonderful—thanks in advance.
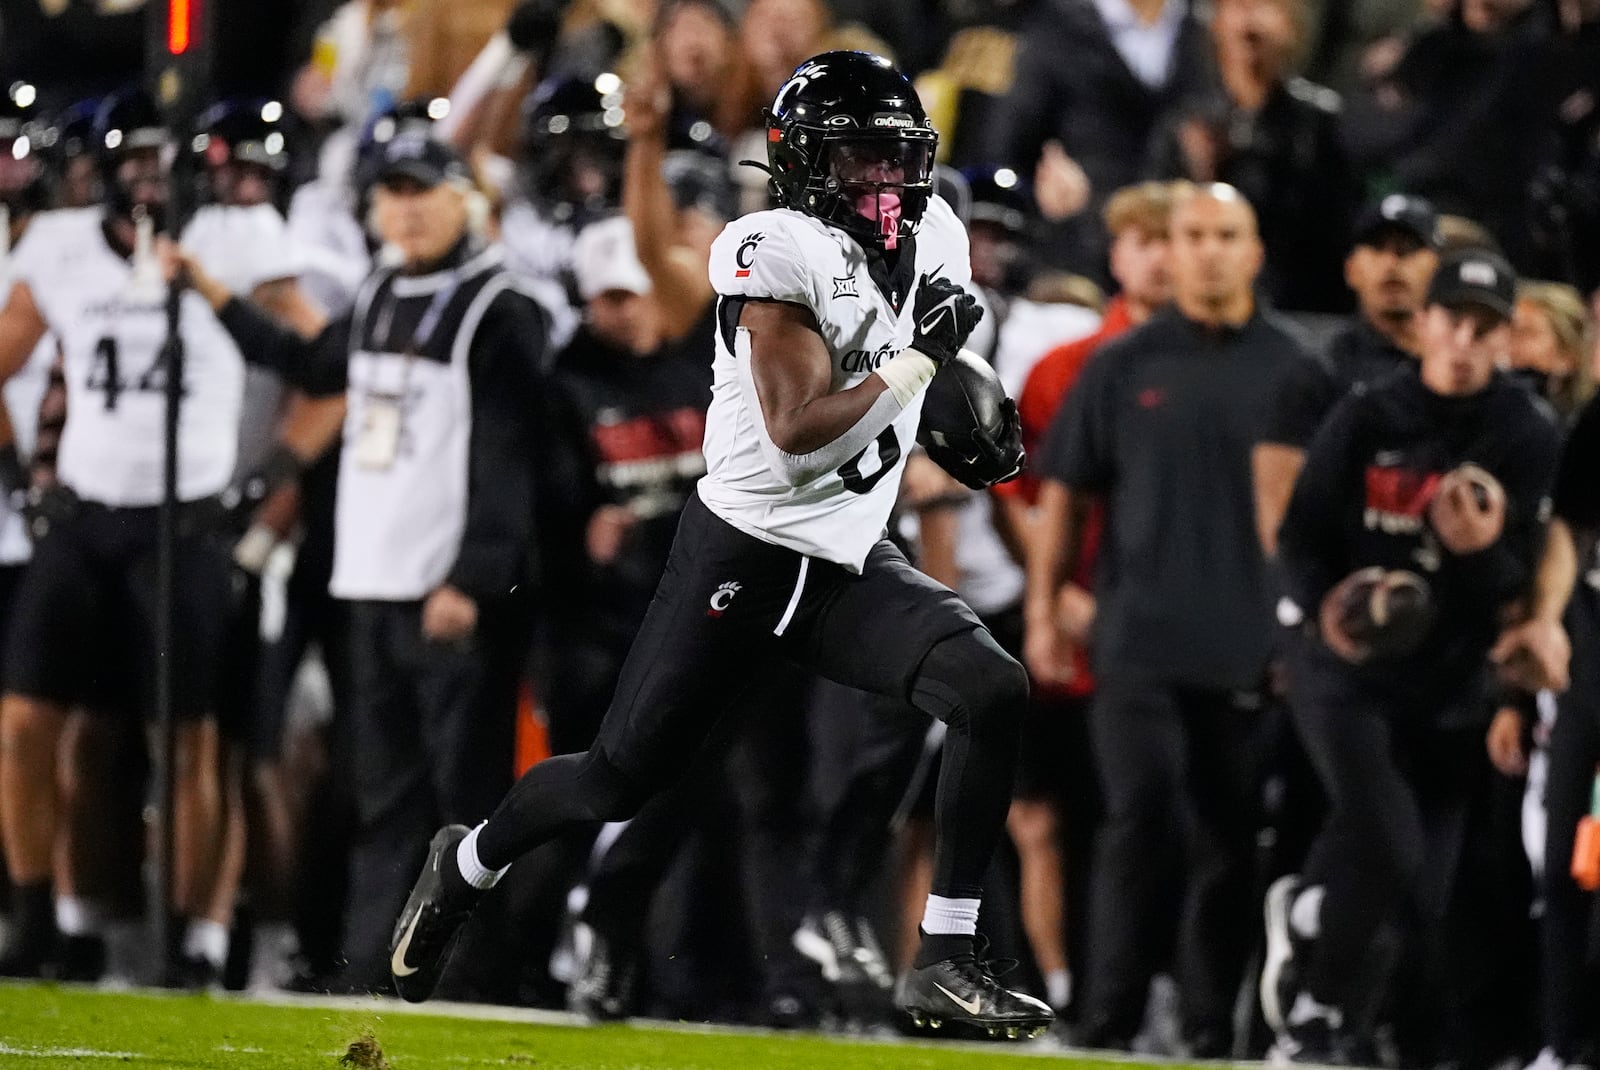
[475,492,1028,906]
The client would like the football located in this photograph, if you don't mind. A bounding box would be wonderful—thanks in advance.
[919,348,1009,447]
[916,348,1022,489]
[1331,567,1435,661]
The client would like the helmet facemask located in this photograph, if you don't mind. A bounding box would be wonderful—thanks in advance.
[819,136,932,250]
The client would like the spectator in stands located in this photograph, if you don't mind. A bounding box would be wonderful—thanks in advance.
[1347,0,1559,267]
[185,132,552,992]
[1297,0,1424,97]
[402,0,519,101]
[293,0,417,132]
[985,0,1213,279]
[1027,183,1317,1055]
[1510,280,1595,423]
[1254,194,1441,552]
[1150,0,1355,313]
[653,0,744,147]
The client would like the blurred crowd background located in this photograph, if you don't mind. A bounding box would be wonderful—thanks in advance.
[0,2,1597,1069]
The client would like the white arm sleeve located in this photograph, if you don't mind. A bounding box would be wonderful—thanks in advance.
[733,325,907,487]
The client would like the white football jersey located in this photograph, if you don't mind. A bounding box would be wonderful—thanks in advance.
[187,204,312,475]
[0,269,57,564]
[10,208,246,507]
[698,197,970,572]
[498,198,578,290]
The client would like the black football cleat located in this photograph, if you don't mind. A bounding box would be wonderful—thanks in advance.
[566,927,637,1023]
[900,951,1054,1039]
[390,824,474,1003]
[1261,874,1312,1035]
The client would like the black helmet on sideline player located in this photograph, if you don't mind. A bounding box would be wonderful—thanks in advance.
[764,51,938,251]
[195,98,291,208]
[521,72,628,219]
[94,86,173,227]
[0,82,54,219]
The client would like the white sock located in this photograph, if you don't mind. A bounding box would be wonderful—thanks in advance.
[1046,967,1073,1010]
[920,894,980,936]
[55,896,102,937]
[456,822,510,891]
[184,919,230,968]
[1289,884,1324,940]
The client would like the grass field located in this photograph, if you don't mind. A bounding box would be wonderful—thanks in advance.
[0,984,1204,1070]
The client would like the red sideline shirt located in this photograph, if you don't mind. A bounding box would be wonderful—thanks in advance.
[999,296,1136,696]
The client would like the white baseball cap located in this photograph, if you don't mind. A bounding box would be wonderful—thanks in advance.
[572,216,653,301]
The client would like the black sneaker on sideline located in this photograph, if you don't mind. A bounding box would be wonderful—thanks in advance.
[57,933,107,983]
[1261,874,1311,1034]
[899,948,1054,1039]
[0,923,56,979]
[389,824,474,1003]
[566,928,637,1023]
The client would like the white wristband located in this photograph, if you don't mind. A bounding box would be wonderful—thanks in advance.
[874,348,939,407]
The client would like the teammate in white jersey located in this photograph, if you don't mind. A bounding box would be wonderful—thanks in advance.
[0,88,247,981]
[387,50,1044,1035]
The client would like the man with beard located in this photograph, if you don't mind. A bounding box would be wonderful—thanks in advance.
[1253,194,1442,554]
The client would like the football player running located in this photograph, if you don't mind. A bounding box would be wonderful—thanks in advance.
[388,50,1040,1036]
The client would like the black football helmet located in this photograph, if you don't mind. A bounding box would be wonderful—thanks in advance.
[197,99,290,174]
[765,51,938,250]
[0,82,54,215]
[196,98,292,208]
[94,86,172,225]
[521,73,627,217]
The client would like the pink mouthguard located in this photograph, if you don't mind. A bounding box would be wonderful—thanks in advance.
[853,191,903,249]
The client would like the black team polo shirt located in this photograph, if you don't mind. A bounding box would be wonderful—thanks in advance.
[1040,305,1319,690]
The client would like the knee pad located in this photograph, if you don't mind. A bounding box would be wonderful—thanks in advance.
[912,627,1029,734]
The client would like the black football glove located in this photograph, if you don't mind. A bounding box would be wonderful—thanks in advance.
[910,274,983,365]
[921,397,1026,490]
[22,483,81,542]
[212,444,304,537]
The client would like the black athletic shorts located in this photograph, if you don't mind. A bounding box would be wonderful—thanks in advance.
[590,491,986,788]
[3,500,233,721]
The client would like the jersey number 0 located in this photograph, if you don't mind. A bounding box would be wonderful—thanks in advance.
[837,427,901,494]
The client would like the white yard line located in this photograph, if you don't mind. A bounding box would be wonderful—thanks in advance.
[0,1042,144,1059]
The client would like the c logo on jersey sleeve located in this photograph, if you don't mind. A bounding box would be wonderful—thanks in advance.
[734,234,764,279]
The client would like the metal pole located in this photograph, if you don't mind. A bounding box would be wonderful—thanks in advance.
[145,0,209,987]
[151,264,184,987]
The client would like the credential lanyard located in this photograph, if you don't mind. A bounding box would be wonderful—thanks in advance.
[373,268,464,358]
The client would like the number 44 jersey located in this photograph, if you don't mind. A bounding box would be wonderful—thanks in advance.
[698,195,969,573]
[9,206,258,507]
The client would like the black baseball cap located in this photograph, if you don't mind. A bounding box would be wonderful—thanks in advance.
[376,129,470,188]
[1353,193,1438,249]
[1426,248,1517,321]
